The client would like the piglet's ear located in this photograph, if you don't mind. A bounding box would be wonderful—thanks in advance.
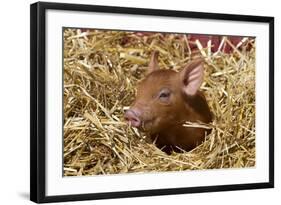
[180,58,204,96]
[147,51,160,74]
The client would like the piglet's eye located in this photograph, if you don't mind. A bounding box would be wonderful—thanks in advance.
[159,92,170,98]
[158,88,171,102]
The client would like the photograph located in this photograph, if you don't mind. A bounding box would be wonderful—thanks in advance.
[63,28,256,176]
[30,2,274,202]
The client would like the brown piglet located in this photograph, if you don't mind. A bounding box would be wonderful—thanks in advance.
[125,51,212,154]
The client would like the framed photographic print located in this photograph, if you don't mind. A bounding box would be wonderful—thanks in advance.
[30,1,274,203]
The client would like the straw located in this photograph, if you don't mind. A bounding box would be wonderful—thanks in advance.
[63,29,255,176]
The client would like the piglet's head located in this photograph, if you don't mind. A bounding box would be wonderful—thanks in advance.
[125,51,205,134]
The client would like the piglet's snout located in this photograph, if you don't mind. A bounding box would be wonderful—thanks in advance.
[124,109,141,127]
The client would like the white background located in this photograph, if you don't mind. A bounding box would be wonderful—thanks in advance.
[46,9,269,196]
[0,0,279,204]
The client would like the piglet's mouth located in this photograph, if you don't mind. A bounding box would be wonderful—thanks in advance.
[124,109,157,133]
[124,111,155,131]
[125,118,154,131]
[133,119,156,135]
[124,110,141,127]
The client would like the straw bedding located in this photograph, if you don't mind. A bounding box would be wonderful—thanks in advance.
[63,29,255,176]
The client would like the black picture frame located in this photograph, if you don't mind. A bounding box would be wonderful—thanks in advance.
[30,1,274,203]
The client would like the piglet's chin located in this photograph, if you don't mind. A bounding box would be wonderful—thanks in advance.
[129,120,141,127]
[140,119,159,134]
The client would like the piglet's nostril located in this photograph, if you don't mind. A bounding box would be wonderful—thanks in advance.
[124,109,141,127]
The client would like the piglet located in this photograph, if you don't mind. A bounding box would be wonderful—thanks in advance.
[125,51,212,154]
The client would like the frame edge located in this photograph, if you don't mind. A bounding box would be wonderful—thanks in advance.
[30,2,47,203]
[268,17,274,188]
[36,1,274,22]
[30,2,39,203]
